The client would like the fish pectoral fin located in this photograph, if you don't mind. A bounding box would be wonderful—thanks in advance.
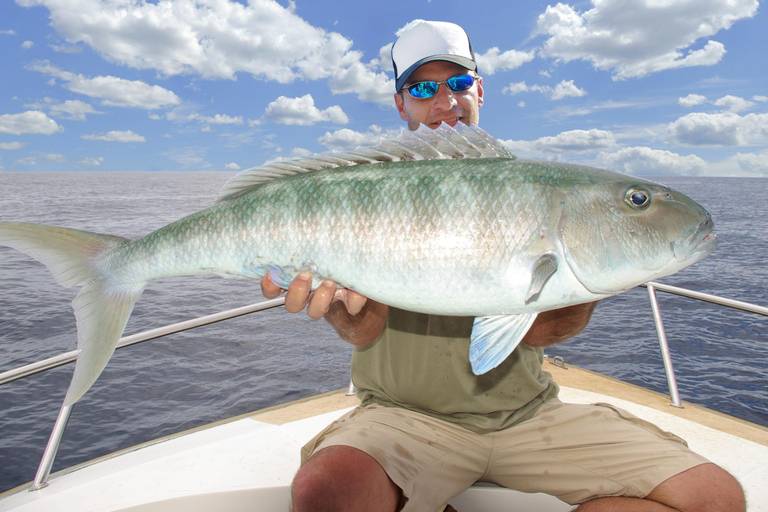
[469,313,538,375]
[525,253,558,305]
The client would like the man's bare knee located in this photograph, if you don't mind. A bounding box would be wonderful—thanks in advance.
[292,446,402,512]
[648,463,745,512]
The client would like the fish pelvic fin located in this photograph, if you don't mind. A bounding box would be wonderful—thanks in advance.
[469,313,538,375]
[0,222,143,405]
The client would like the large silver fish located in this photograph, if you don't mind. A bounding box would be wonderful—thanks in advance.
[0,124,716,405]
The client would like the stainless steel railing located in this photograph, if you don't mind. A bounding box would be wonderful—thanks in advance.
[1,284,766,490]
[1,297,286,490]
[641,282,768,407]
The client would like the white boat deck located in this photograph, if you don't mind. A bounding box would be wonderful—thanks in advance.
[2,364,767,511]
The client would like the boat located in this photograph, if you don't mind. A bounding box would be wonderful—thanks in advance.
[0,282,767,511]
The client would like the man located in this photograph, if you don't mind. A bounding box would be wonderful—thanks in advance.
[262,20,745,512]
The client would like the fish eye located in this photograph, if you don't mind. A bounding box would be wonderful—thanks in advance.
[625,188,651,210]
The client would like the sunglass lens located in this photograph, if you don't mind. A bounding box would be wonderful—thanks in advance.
[446,75,474,92]
[408,81,439,98]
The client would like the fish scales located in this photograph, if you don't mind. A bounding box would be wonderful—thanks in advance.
[0,124,717,403]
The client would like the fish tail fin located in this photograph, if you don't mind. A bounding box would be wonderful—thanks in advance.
[0,222,144,405]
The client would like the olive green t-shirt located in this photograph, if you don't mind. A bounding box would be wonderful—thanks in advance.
[351,308,559,434]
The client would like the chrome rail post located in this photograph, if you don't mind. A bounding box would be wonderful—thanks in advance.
[29,402,73,491]
[646,284,683,408]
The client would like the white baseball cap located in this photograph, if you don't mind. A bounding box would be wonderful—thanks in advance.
[391,20,477,92]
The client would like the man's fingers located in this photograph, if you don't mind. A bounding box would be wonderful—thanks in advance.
[285,273,313,313]
[342,290,368,315]
[307,280,337,319]
[260,274,285,299]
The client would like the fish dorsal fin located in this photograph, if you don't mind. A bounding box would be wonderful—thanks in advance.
[216,123,515,202]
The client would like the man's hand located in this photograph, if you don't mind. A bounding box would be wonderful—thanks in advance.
[260,273,387,345]
[522,302,598,347]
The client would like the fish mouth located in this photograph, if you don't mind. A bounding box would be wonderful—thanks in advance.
[673,212,718,262]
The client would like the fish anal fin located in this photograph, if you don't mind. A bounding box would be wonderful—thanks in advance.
[469,313,538,375]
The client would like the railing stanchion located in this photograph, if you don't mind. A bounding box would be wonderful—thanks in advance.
[647,284,683,408]
[29,402,73,491]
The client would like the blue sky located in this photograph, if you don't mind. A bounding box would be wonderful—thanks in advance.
[1,0,766,176]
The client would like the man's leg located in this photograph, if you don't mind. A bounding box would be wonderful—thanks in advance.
[292,445,403,512]
[576,463,745,511]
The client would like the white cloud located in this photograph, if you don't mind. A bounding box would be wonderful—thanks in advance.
[22,40,34,49]
[50,43,81,53]
[1,29,17,35]
[503,129,615,157]
[0,110,63,135]
[225,162,241,170]
[20,0,392,104]
[754,95,768,103]
[264,94,349,126]
[474,47,536,75]
[713,95,755,113]
[290,147,314,158]
[318,125,398,150]
[186,113,244,125]
[49,99,102,120]
[28,61,181,109]
[79,156,104,166]
[668,112,768,146]
[16,153,68,166]
[734,151,768,176]
[599,147,707,176]
[0,142,28,150]
[82,130,146,142]
[535,0,758,79]
[502,79,586,100]
[678,94,708,108]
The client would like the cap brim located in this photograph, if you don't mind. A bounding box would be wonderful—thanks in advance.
[396,55,477,92]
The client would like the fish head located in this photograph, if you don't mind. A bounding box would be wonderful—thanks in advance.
[557,175,718,294]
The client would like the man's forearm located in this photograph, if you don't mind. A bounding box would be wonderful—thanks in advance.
[325,300,389,346]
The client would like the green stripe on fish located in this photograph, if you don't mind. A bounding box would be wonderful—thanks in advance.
[0,124,717,405]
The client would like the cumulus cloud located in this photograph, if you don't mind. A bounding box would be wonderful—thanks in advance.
[502,79,587,100]
[49,99,102,120]
[678,94,708,108]
[475,47,536,75]
[535,0,758,79]
[82,130,146,142]
[80,156,104,166]
[1,29,17,35]
[18,0,392,104]
[668,111,768,146]
[16,153,68,166]
[599,147,707,176]
[713,95,755,113]
[28,61,181,109]
[186,113,244,125]
[0,142,28,150]
[734,151,768,176]
[0,110,63,135]
[317,125,399,150]
[503,129,615,158]
[225,162,241,170]
[22,40,35,49]
[264,94,349,126]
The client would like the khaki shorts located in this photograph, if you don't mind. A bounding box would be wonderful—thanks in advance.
[301,399,709,510]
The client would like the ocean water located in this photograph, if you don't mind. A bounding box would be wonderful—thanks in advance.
[0,171,766,493]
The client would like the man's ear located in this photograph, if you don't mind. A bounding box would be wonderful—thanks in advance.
[394,92,408,121]
[476,76,484,108]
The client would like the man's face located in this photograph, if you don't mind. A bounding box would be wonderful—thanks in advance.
[394,61,484,131]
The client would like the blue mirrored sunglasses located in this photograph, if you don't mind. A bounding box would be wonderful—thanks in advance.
[405,74,477,99]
